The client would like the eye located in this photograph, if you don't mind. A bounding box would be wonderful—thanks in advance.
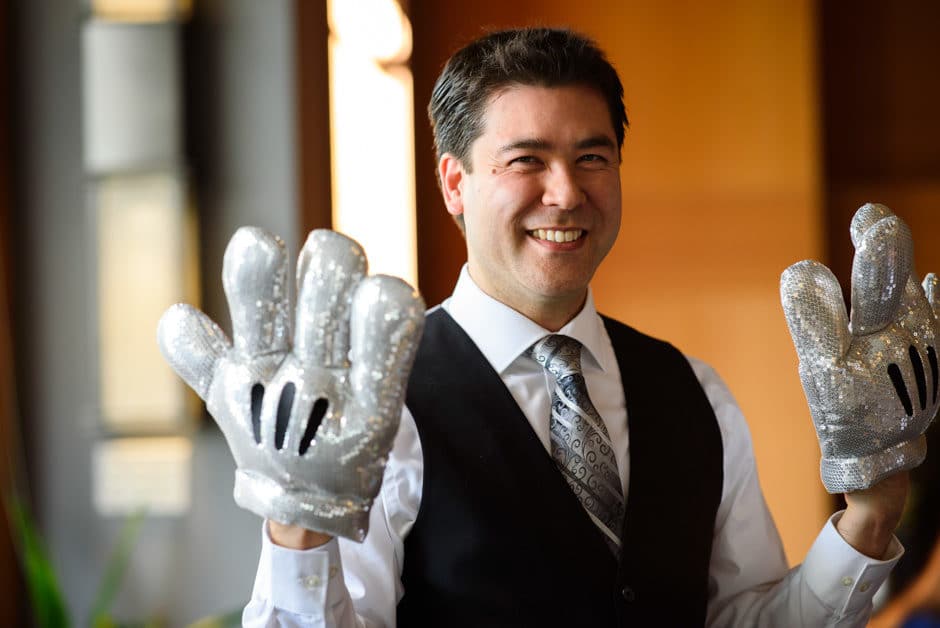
[508,155,540,165]
[577,153,609,167]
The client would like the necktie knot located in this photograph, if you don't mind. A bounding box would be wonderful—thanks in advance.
[528,334,583,380]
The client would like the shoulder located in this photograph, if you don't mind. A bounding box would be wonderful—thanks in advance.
[599,312,754,456]
[597,314,680,356]
[684,355,756,464]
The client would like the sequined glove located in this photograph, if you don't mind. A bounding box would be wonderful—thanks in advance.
[157,228,425,541]
[781,203,940,494]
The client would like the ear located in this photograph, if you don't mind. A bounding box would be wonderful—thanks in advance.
[438,153,465,218]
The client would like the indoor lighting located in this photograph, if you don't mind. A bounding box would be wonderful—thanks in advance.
[82,6,197,516]
[328,0,418,287]
[90,0,192,23]
[95,173,198,432]
[328,0,412,64]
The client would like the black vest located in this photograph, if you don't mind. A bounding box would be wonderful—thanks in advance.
[398,309,723,627]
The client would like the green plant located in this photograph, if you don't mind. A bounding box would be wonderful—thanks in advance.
[7,496,242,627]
[186,610,242,628]
[8,496,69,628]
[87,508,146,627]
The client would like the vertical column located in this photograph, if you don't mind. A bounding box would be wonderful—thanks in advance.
[82,2,197,518]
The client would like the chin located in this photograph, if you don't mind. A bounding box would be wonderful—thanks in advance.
[530,278,591,300]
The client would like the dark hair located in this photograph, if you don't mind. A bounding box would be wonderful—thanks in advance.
[428,27,628,171]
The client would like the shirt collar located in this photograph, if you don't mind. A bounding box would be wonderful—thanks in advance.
[441,264,613,375]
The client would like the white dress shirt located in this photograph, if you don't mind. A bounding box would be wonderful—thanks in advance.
[244,266,902,627]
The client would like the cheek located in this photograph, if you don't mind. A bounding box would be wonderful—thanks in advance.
[479,186,533,230]
[491,172,541,204]
[589,178,622,221]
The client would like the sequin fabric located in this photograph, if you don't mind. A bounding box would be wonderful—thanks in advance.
[781,203,940,493]
[529,335,624,553]
[158,228,425,541]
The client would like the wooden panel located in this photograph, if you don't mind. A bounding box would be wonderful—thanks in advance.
[820,4,940,591]
[410,0,826,564]
[294,0,333,233]
[820,0,940,291]
[0,0,23,621]
[820,0,940,183]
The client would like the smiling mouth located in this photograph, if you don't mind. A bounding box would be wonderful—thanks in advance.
[528,228,584,243]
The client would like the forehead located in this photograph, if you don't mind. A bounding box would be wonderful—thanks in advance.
[477,84,615,144]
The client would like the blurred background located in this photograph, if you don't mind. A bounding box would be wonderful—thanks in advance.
[1,0,939,624]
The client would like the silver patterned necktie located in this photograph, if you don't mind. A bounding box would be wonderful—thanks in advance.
[528,334,625,554]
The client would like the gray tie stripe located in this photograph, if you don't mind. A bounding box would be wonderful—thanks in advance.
[528,335,625,553]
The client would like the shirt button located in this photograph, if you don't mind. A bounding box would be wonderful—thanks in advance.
[841,577,854,587]
[859,582,871,593]
[621,586,636,602]
[301,575,322,590]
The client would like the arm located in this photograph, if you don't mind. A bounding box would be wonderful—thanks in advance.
[242,408,423,627]
[267,523,332,550]
[727,203,940,623]
[242,532,365,628]
[156,229,424,626]
[870,530,940,628]
[778,205,939,558]
[838,471,908,560]
[691,358,903,627]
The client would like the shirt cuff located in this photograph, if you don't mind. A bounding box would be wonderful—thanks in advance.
[255,521,348,616]
[802,511,904,618]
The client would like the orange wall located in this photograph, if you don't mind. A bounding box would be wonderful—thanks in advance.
[412,0,827,563]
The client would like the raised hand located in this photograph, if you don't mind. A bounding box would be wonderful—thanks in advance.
[157,228,425,541]
[781,203,939,494]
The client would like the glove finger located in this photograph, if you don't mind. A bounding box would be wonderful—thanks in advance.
[852,204,924,320]
[923,273,939,315]
[294,230,368,367]
[348,276,425,425]
[222,227,291,357]
[850,202,895,249]
[850,215,913,335]
[157,303,231,400]
[781,260,850,364]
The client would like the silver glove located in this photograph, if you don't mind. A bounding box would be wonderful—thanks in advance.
[781,203,939,493]
[157,228,425,541]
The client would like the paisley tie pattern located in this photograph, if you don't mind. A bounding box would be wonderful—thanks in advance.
[528,335,624,554]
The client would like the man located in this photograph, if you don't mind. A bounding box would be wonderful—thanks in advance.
[173,28,919,625]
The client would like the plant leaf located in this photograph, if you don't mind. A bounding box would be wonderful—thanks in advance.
[7,496,70,628]
[87,508,146,627]
[186,609,242,628]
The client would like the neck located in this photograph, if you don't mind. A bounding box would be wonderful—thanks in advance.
[520,296,586,331]
[465,269,588,331]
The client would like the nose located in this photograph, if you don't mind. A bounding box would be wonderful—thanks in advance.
[541,166,585,210]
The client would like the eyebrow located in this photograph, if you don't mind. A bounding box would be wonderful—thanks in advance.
[495,135,616,155]
[575,135,617,151]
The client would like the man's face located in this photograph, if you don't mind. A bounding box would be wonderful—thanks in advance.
[439,84,622,325]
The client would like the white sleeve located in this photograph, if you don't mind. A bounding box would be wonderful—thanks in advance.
[690,357,903,627]
[242,409,423,628]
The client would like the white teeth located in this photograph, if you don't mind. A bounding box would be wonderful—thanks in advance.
[530,229,583,243]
